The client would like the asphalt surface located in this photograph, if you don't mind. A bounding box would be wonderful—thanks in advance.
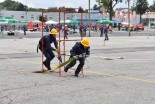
[0,29,155,104]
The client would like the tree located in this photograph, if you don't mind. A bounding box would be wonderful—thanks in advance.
[0,0,42,11]
[95,0,123,20]
[65,8,77,13]
[78,6,84,13]
[149,0,155,12]
[93,4,100,10]
[39,16,46,22]
[132,0,149,24]
[47,7,58,12]
[0,0,26,11]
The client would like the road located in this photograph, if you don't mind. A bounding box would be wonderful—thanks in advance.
[0,29,155,104]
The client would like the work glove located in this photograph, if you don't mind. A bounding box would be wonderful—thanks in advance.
[75,53,86,58]
[57,54,62,63]
[76,55,80,59]
[85,55,89,57]
[55,49,60,54]
[72,55,80,59]
[70,54,81,59]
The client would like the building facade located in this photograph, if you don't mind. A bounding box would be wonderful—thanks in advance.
[0,10,109,24]
[0,9,154,26]
[142,12,155,27]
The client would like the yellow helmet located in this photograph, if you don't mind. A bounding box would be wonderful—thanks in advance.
[81,38,90,47]
[50,28,58,35]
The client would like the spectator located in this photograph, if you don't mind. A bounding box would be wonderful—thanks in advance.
[100,25,104,37]
[104,25,109,40]
[23,25,27,35]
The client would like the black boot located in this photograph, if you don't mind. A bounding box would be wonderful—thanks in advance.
[75,73,78,77]
[64,66,69,72]
[43,61,51,70]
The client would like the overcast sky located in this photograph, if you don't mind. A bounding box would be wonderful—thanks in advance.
[0,0,153,9]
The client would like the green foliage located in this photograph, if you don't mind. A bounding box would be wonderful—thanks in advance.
[28,7,42,12]
[135,0,149,15]
[0,0,26,11]
[0,0,43,12]
[78,6,84,13]
[96,0,123,9]
[93,4,100,10]
[149,0,155,12]
[132,0,149,23]
[0,0,89,13]
[84,9,88,13]
[95,0,123,20]
[47,7,58,12]
[39,16,46,22]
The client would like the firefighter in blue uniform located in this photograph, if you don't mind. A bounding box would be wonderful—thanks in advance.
[64,38,90,77]
[38,28,60,70]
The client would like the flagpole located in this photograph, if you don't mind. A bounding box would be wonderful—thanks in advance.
[128,0,131,36]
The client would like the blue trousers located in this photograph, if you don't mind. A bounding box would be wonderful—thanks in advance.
[39,47,55,69]
[66,57,85,75]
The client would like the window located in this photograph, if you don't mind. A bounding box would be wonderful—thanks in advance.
[49,16,52,19]
[11,15,14,18]
[21,16,24,18]
[31,15,34,19]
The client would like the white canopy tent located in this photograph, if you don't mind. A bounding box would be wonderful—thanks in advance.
[60,19,71,24]
[121,22,129,25]
[45,20,58,24]
[32,20,41,23]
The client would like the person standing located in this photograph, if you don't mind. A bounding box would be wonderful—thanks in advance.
[104,25,109,40]
[64,38,90,77]
[79,24,84,37]
[100,25,104,37]
[63,25,69,39]
[0,25,4,35]
[73,25,76,32]
[23,25,27,35]
[118,23,121,31]
[37,28,60,70]
[83,25,87,36]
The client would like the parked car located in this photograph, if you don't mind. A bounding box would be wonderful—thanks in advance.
[130,25,137,31]
[130,24,144,31]
[138,25,144,30]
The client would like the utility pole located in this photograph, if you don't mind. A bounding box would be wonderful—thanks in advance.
[148,11,150,28]
[88,0,91,37]
[25,0,27,20]
[128,0,131,36]
[146,10,150,28]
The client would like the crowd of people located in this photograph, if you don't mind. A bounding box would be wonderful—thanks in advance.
[0,24,27,35]
[0,22,117,40]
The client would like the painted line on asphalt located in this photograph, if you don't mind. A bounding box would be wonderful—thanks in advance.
[2,57,155,84]
[85,70,155,83]
[0,57,40,64]
[0,50,35,53]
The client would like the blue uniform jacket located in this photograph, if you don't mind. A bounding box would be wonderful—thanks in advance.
[39,34,57,51]
[70,42,90,57]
